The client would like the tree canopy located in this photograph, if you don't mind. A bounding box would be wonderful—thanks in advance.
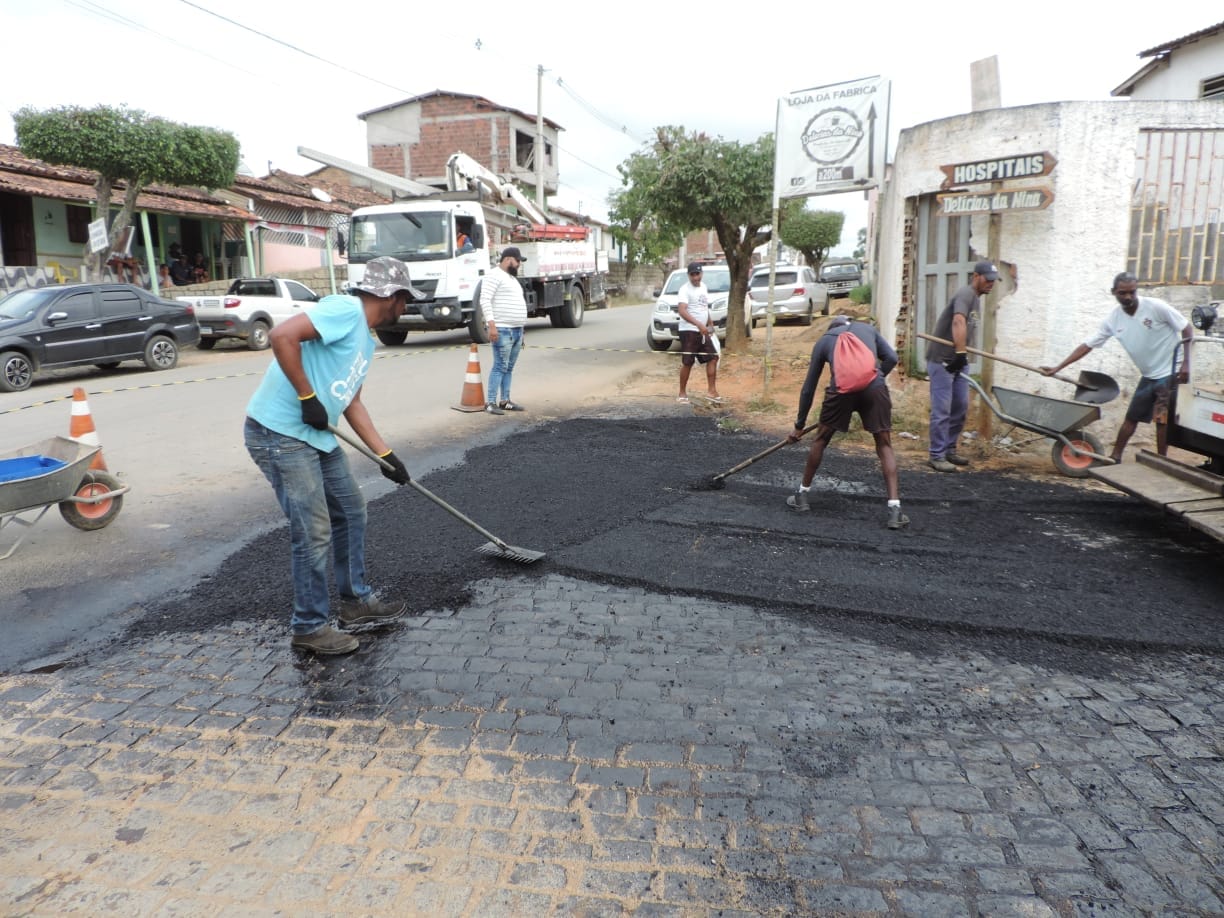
[607,150,684,288]
[612,127,775,350]
[778,203,844,272]
[14,104,240,276]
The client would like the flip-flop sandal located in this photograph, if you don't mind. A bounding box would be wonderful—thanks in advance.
[676,396,690,404]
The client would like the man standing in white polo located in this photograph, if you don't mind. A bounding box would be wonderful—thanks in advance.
[481,246,529,415]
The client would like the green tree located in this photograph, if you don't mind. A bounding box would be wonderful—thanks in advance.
[852,226,867,260]
[630,126,773,350]
[778,202,844,272]
[14,105,240,277]
[608,150,684,289]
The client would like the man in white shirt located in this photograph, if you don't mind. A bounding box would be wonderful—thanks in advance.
[676,262,721,404]
[480,246,529,415]
[1041,271,1192,462]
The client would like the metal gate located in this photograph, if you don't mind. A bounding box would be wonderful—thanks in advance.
[910,194,973,373]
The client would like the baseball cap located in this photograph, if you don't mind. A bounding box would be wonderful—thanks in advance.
[501,246,528,262]
[687,262,704,274]
[974,260,999,280]
[352,256,426,299]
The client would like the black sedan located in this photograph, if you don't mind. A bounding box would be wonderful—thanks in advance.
[0,283,200,392]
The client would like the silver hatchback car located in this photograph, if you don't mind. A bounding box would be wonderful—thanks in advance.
[748,264,824,327]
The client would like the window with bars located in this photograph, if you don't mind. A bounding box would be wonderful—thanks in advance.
[1202,73,1224,100]
[1127,128,1224,285]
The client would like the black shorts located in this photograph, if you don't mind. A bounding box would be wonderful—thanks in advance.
[1126,375,1172,424]
[679,330,717,366]
[818,385,892,433]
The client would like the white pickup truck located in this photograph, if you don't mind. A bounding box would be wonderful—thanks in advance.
[177,277,321,350]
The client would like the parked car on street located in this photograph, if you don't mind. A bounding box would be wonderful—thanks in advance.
[646,264,733,352]
[177,277,320,350]
[748,264,825,326]
[0,283,200,392]
[819,259,863,303]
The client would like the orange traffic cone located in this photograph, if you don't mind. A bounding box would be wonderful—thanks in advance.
[452,343,487,413]
[68,387,108,471]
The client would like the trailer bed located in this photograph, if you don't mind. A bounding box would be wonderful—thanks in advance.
[1090,450,1224,543]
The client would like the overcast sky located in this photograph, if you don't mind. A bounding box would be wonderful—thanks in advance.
[1,1,1216,255]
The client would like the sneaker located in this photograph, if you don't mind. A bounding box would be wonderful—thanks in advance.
[291,625,359,655]
[886,506,910,530]
[485,404,504,416]
[786,490,811,512]
[945,453,970,467]
[499,400,525,411]
[928,458,958,473]
[339,593,408,629]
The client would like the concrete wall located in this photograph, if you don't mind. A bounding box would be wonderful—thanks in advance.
[876,100,1224,429]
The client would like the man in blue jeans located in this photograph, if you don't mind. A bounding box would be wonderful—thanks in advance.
[925,260,998,472]
[481,246,528,415]
[244,257,423,655]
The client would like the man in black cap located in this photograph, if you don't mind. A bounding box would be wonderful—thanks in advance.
[925,260,998,472]
[244,256,424,655]
[676,261,721,404]
[480,246,529,415]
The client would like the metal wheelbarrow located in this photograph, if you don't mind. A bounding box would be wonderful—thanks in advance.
[0,436,129,560]
[963,376,1114,477]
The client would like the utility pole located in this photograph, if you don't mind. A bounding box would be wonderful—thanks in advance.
[536,64,546,213]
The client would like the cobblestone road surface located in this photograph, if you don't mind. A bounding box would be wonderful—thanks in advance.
[3,573,1222,915]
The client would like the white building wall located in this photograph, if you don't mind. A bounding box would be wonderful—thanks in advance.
[1127,34,1224,99]
[876,101,1223,428]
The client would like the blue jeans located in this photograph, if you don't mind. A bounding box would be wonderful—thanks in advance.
[244,417,371,634]
[927,360,969,459]
[487,326,523,405]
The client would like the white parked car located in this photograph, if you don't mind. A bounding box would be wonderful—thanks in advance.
[646,265,732,352]
[748,264,825,327]
[178,277,320,351]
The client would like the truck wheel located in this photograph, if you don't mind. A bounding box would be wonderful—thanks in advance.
[247,321,270,351]
[468,298,490,344]
[196,338,217,350]
[558,287,584,328]
[143,335,179,371]
[59,470,124,531]
[1051,430,1105,478]
[376,329,408,346]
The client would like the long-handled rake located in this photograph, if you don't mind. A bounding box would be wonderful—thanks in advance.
[694,423,819,491]
[329,425,545,564]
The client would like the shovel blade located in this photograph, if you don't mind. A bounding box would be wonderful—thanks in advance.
[1074,371,1119,405]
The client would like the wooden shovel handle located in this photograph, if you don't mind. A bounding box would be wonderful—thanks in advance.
[916,332,1092,389]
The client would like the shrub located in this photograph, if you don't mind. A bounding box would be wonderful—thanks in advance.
[848,283,872,305]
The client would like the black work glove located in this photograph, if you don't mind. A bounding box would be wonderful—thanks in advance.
[943,352,969,375]
[379,450,411,485]
[299,392,328,430]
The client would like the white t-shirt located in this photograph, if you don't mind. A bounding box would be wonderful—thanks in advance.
[480,266,527,327]
[677,281,710,332]
[1083,296,1188,379]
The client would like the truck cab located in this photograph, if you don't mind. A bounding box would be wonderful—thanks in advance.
[348,201,488,345]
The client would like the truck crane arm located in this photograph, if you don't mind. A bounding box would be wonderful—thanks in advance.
[446,152,550,226]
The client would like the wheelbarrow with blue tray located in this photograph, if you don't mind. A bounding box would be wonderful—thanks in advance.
[0,437,129,559]
[918,332,1119,477]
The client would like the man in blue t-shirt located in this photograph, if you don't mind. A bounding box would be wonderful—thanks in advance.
[244,257,424,655]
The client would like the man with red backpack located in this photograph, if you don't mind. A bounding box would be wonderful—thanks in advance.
[785,315,909,530]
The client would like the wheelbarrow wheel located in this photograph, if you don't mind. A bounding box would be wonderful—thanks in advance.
[1051,430,1105,478]
[59,470,124,531]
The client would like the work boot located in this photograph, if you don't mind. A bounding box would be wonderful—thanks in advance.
[340,593,408,629]
[786,490,811,512]
[291,625,359,655]
[887,506,910,530]
[945,452,970,467]
[927,458,958,473]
